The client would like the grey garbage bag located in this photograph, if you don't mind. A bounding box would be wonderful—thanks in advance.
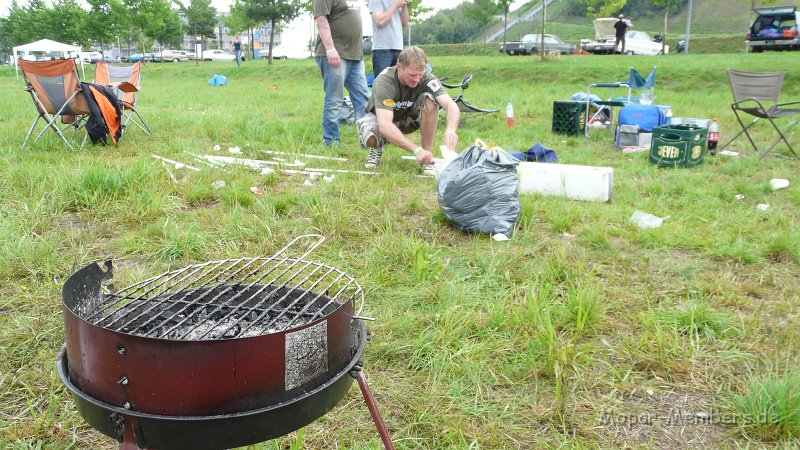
[437,145,520,236]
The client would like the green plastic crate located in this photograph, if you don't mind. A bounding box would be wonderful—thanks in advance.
[552,101,587,136]
[649,124,708,168]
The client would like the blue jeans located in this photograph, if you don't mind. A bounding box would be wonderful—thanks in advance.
[371,49,400,77]
[234,49,242,67]
[315,57,369,145]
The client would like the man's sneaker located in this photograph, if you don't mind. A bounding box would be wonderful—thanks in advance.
[364,146,383,169]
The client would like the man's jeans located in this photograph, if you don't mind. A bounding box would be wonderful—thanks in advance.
[371,49,400,77]
[315,57,369,146]
[234,49,242,67]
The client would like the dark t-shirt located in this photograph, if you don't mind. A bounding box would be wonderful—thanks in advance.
[366,66,448,120]
[314,0,364,60]
[614,20,628,38]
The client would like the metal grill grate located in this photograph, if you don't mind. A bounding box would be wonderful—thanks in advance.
[78,235,364,340]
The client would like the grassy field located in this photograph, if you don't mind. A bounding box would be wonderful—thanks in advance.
[1,51,799,449]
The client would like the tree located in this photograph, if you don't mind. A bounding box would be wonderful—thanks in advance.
[48,0,87,45]
[151,8,184,50]
[405,0,432,45]
[538,0,546,59]
[497,0,513,52]
[463,0,499,51]
[652,0,669,54]
[85,0,127,55]
[176,0,217,58]
[240,0,302,64]
[579,0,627,17]
[122,0,183,54]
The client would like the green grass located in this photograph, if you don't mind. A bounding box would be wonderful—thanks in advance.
[0,52,799,449]
[732,373,800,441]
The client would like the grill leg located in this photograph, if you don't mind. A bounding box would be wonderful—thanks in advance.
[351,363,394,450]
[111,413,152,450]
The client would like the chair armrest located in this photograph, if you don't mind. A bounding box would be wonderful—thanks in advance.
[592,82,623,88]
[732,97,769,110]
[776,100,800,108]
[115,81,140,93]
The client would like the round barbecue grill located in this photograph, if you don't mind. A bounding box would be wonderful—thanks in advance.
[57,235,393,450]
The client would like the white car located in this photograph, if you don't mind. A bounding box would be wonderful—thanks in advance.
[79,51,103,63]
[623,31,669,55]
[258,45,309,60]
[156,50,191,62]
[203,49,236,61]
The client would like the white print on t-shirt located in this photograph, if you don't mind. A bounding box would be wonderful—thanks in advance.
[427,79,441,92]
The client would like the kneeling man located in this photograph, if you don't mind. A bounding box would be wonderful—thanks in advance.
[357,46,460,168]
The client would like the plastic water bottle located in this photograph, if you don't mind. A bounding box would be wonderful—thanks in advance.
[506,100,515,128]
[708,118,719,155]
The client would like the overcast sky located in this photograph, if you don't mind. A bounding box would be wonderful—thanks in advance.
[0,0,476,17]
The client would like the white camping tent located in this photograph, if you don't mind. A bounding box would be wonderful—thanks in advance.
[12,39,85,79]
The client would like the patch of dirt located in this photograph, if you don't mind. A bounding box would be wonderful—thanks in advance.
[57,214,92,230]
[597,389,736,448]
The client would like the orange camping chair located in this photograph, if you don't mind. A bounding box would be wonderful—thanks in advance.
[94,61,151,135]
[20,59,91,150]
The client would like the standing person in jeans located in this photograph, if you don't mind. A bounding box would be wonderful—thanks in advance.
[613,14,631,54]
[369,0,408,77]
[233,34,243,67]
[314,0,370,147]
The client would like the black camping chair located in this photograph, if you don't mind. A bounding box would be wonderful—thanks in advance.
[439,74,499,125]
[721,69,799,159]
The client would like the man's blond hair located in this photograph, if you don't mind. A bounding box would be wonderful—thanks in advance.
[397,46,427,68]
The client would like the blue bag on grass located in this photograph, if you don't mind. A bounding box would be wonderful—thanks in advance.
[208,74,227,86]
[511,142,558,163]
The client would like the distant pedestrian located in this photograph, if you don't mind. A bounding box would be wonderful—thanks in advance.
[314,0,370,147]
[614,14,631,54]
[369,0,408,77]
[233,34,243,67]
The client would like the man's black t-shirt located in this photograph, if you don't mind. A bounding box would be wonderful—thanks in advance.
[614,19,628,38]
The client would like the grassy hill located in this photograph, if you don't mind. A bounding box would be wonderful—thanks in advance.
[463,0,800,54]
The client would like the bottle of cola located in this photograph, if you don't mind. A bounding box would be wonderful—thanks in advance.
[708,118,719,155]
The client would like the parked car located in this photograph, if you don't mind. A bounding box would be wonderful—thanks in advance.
[581,18,667,55]
[623,31,669,55]
[156,50,191,62]
[500,34,576,55]
[79,51,103,63]
[128,53,156,63]
[259,45,309,60]
[746,5,800,52]
[202,49,235,61]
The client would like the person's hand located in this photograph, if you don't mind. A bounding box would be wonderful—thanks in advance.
[443,130,458,152]
[416,149,434,165]
[326,48,341,68]
[395,0,408,7]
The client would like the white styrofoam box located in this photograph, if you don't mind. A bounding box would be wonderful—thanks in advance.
[517,162,614,202]
[640,132,652,149]
[670,117,710,128]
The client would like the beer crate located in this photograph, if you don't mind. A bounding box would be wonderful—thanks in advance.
[552,101,587,136]
[649,124,708,168]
